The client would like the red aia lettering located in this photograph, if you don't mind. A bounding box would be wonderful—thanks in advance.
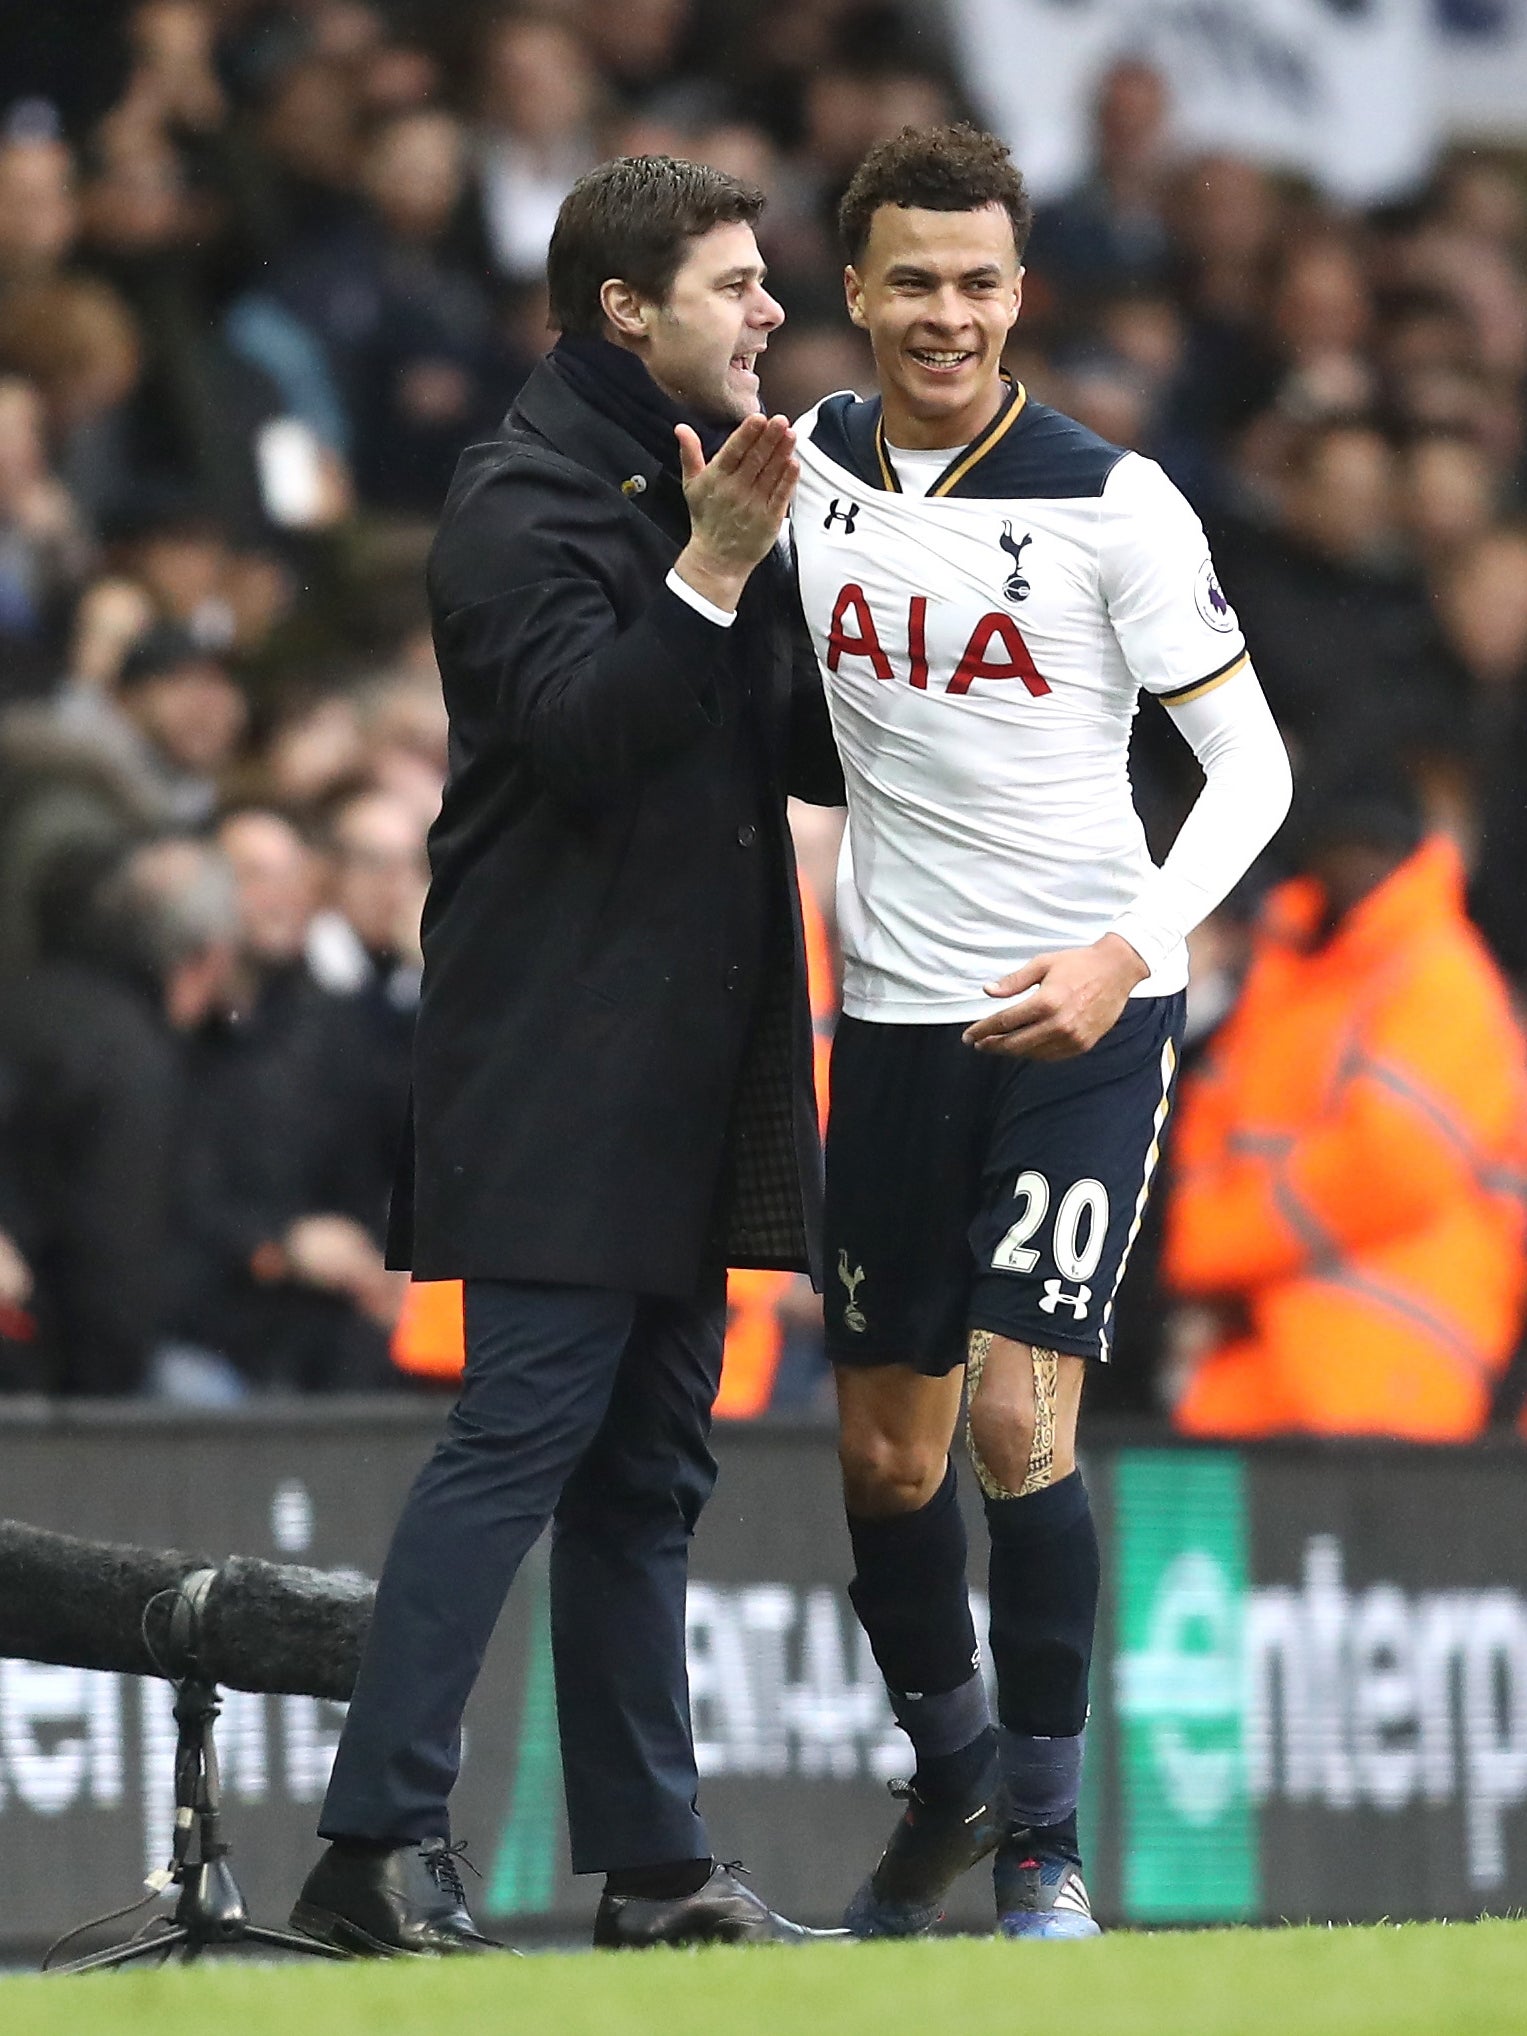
[826,587,1051,696]
[947,612,1051,697]
[826,583,893,682]
[908,595,929,691]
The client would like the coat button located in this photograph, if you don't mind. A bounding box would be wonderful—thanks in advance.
[724,963,741,990]
[737,823,757,847]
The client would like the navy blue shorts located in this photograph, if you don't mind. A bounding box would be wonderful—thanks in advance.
[823,994,1186,1373]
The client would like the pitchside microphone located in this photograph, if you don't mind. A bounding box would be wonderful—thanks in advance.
[0,1519,374,1699]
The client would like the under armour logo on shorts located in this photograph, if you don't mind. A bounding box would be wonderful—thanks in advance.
[1038,1279,1091,1320]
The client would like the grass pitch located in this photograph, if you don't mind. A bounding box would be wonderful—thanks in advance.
[5,1922,1526,2036]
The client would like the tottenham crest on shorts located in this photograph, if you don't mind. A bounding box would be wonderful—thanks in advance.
[838,1248,868,1333]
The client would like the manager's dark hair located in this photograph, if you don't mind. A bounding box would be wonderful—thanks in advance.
[547,155,766,336]
[838,124,1033,267]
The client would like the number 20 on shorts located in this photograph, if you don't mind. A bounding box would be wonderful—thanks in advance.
[991,1171,1110,1280]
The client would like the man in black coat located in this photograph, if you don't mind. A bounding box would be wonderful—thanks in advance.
[292,157,842,1957]
[0,837,238,1396]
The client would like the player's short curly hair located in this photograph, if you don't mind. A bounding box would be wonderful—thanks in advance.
[548,156,766,335]
[838,124,1033,267]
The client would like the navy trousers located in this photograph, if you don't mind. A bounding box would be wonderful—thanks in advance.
[319,1275,725,1873]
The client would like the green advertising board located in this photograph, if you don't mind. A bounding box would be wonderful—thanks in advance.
[1113,1450,1257,1922]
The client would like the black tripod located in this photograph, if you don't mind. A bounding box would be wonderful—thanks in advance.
[48,1671,348,1973]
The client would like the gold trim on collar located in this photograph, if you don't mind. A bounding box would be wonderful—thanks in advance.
[873,414,900,493]
[932,382,1027,497]
[871,380,1028,497]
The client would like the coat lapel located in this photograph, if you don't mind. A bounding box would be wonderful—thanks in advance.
[509,363,691,545]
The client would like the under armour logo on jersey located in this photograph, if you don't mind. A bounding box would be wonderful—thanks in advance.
[837,1248,868,1332]
[999,524,1032,603]
[1038,1279,1091,1319]
[823,497,860,534]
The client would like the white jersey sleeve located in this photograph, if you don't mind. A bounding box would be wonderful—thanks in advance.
[1107,667,1293,976]
[1098,456,1248,703]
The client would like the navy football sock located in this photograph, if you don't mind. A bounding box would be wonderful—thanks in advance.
[848,1460,991,1793]
[983,1470,1099,1827]
[914,1725,999,1804]
[999,1727,1085,1830]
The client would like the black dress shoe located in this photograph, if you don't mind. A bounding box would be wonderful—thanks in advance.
[594,1864,826,1948]
[291,1838,507,1957]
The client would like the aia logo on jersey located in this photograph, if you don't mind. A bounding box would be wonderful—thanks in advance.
[825,583,1051,698]
[998,524,1032,604]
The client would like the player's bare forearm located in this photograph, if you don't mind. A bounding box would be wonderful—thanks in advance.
[962,933,1150,1061]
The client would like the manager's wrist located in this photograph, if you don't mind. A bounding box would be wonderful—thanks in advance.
[673,543,749,615]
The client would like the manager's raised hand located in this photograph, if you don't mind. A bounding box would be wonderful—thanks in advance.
[673,414,798,613]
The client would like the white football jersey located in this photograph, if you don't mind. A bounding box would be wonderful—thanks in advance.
[791,383,1248,1023]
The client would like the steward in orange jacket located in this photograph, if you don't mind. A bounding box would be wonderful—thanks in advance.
[1165,794,1527,1439]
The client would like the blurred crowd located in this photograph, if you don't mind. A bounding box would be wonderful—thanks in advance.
[1,0,1527,1428]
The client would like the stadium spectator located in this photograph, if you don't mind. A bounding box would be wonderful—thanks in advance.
[1153,154,1284,497]
[0,127,79,295]
[248,52,368,246]
[258,685,370,811]
[305,784,424,1227]
[582,0,698,111]
[0,834,238,1396]
[56,619,248,825]
[758,317,875,424]
[1396,430,1499,574]
[465,10,602,289]
[308,784,426,988]
[0,375,94,704]
[1163,765,1527,1438]
[1207,419,1461,786]
[797,53,954,222]
[268,107,529,513]
[1266,235,1375,422]
[0,275,144,529]
[70,28,336,543]
[1436,524,1527,721]
[1024,61,1175,302]
[356,670,447,830]
[168,804,402,1394]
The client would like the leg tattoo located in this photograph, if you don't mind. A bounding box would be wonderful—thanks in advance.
[965,1329,1008,1500]
[966,1333,1061,1500]
[1022,1349,1059,1496]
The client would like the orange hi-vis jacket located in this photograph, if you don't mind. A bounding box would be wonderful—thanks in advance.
[1164,837,1527,1439]
[393,881,840,1411]
[713,880,837,1417]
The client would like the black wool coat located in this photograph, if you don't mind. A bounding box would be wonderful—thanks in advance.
[388,358,843,1295]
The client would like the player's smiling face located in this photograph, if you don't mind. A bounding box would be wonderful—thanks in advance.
[846,203,1022,450]
[605,221,784,425]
